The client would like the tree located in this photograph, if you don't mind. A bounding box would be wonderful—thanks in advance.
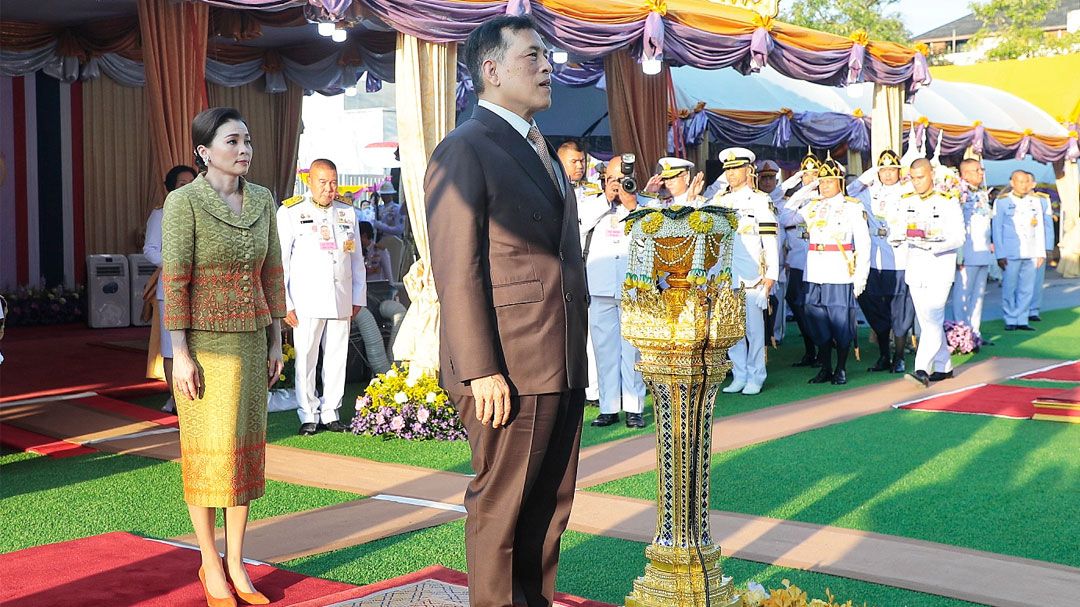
[970,0,1080,60]
[781,0,910,43]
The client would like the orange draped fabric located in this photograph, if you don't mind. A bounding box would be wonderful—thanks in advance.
[901,121,1071,148]
[0,17,141,60]
[711,109,784,125]
[138,0,208,205]
[605,49,669,186]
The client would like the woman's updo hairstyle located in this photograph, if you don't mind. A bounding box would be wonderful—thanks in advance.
[191,107,247,172]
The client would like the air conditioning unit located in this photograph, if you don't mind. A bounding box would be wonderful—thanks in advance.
[128,254,157,327]
[86,254,130,328]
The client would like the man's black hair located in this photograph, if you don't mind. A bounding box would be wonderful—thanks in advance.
[463,16,539,96]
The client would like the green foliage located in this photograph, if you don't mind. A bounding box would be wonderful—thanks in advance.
[781,0,910,43]
[970,0,1080,60]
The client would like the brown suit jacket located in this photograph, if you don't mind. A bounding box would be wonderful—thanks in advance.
[426,106,588,397]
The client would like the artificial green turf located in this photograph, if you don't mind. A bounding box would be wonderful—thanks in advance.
[281,519,980,607]
[0,450,361,553]
[590,409,1080,568]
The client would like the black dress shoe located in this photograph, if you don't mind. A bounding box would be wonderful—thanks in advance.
[298,422,319,436]
[793,353,819,368]
[590,413,619,427]
[1004,325,1017,331]
[808,368,833,384]
[867,356,891,372]
[1029,315,1042,322]
[906,370,931,388]
[891,358,906,373]
[321,420,349,433]
[625,413,646,428]
[1017,325,1036,331]
[929,371,954,382]
[831,369,848,385]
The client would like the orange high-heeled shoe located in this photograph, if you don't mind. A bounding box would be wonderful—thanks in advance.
[225,565,270,605]
[198,567,238,607]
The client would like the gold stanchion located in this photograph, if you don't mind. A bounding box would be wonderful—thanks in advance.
[621,207,745,607]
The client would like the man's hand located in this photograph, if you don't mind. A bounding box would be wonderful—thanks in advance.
[645,175,663,194]
[957,263,964,271]
[688,172,706,201]
[1035,257,1045,269]
[997,258,1008,270]
[761,278,775,295]
[471,373,511,428]
[285,310,299,328]
[854,281,866,298]
[352,305,363,318]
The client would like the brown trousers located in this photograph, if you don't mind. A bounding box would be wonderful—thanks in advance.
[454,389,585,607]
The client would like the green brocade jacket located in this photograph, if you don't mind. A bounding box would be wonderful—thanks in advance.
[161,174,287,333]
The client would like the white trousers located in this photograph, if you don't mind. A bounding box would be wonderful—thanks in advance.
[585,327,600,401]
[728,291,767,388]
[1031,262,1046,314]
[951,265,988,337]
[1001,258,1037,326]
[910,282,952,374]
[294,316,350,424]
[589,295,645,414]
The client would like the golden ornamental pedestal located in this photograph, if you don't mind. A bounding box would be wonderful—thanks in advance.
[620,206,745,607]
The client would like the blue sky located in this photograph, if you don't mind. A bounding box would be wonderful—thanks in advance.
[894,0,974,36]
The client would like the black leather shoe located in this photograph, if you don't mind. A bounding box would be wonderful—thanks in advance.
[906,370,931,388]
[1029,315,1042,322]
[298,422,319,436]
[321,420,349,433]
[929,371,954,382]
[891,357,906,373]
[793,353,819,367]
[867,356,891,372]
[625,413,646,428]
[590,413,619,427]
[1004,324,1016,331]
[831,369,848,385]
[808,368,833,384]
[1018,325,1036,331]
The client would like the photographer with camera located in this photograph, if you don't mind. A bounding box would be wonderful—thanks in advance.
[578,157,648,428]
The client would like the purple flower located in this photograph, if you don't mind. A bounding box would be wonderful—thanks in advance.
[417,408,430,423]
[390,415,405,431]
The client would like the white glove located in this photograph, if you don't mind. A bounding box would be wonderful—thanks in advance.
[781,171,804,191]
[854,281,866,298]
[858,167,878,186]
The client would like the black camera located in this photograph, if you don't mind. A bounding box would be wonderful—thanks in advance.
[619,153,637,194]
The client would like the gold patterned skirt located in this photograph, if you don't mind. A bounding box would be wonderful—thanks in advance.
[175,329,268,507]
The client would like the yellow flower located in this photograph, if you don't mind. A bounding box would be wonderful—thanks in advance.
[687,210,714,234]
[641,212,664,234]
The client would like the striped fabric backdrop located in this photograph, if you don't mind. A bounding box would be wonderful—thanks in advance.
[0,73,85,290]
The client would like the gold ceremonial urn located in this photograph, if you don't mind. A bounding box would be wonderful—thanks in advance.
[620,206,745,607]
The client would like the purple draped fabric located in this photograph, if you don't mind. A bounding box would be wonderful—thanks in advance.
[750,27,771,72]
[972,124,985,156]
[1016,135,1032,161]
[551,58,605,87]
[1068,125,1080,162]
[365,71,382,92]
[313,0,353,18]
[505,0,530,15]
[682,110,709,146]
[643,11,664,61]
[920,126,1072,163]
[704,110,868,150]
[847,43,865,85]
[360,0,506,43]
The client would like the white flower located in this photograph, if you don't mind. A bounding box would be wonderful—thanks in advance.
[426,391,437,403]
[386,369,398,378]
[405,377,418,388]
[394,391,408,404]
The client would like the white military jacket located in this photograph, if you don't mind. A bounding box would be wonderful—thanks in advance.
[277,195,366,319]
[777,184,818,271]
[959,182,994,266]
[992,192,1049,260]
[578,192,633,298]
[861,181,910,271]
[715,186,780,288]
[888,190,965,288]
[796,193,871,287]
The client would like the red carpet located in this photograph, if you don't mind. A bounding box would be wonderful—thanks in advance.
[0,423,95,458]
[0,532,355,607]
[1019,360,1080,382]
[896,384,1067,419]
[0,324,167,402]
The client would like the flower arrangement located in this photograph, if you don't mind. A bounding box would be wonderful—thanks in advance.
[1,284,85,326]
[349,363,466,441]
[944,320,983,354]
[740,580,867,607]
[272,342,297,390]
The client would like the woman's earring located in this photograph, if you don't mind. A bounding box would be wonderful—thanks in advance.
[202,155,210,165]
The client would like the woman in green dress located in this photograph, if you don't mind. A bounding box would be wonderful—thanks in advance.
[162,107,286,607]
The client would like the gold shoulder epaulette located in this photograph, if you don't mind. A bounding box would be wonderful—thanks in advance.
[335,193,353,204]
[582,183,603,197]
[845,196,861,203]
[902,191,918,198]
[282,195,304,207]
[1033,191,1050,198]
[638,190,660,199]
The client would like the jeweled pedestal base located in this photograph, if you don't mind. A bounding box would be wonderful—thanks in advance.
[625,545,740,607]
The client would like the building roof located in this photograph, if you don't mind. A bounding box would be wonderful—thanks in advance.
[913,0,1078,41]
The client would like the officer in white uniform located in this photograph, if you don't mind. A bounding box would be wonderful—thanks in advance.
[278,159,366,435]
[888,158,965,387]
[992,170,1048,331]
[713,149,779,395]
[372,181,405,237]
[641,157,707,208]
[951,158,993,339]
[777,150,823,367]
[847,149,914,373]
[792,156,870,385]
[755,160,786,345]
[1028,173,1055,321]
[579,169,647,428]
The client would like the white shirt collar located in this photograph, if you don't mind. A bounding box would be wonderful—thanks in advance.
[478,99,534,140]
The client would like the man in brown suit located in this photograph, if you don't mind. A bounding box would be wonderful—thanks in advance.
[425,15,589,607]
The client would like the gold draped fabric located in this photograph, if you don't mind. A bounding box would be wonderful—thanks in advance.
[871,84,904,163]
[82,75,156,255]
[138,0,208,205]
[207,81,303,201]
[1055,160,1080,278]
[605,49,669,186]
[390,34,457,376]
